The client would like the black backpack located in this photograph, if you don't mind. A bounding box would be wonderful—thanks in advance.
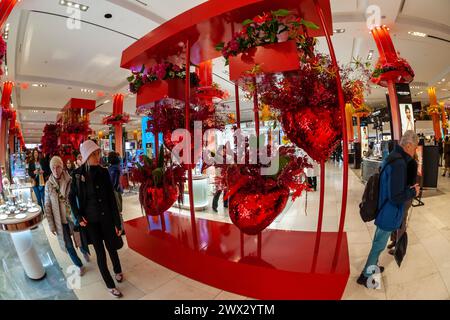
[359,155,402,222]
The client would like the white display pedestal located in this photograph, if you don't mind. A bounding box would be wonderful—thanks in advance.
[173,175,209,211]
[10,230,46,280]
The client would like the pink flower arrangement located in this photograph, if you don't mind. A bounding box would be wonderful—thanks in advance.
[127,62,200,94]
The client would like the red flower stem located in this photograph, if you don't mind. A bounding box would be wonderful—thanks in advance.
[313,0,349,271]
[235,83,241,129]
[185,39,198,250]
[253,78,260,162]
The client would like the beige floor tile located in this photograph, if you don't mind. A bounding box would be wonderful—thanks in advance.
[176,275,222,296]
[214,291,247,300]
[381,244,439,287]
[342,276,387,300]
[125,261,178,294]
[385,273,450,300]
[74,279,145,300]
[139,278,218,300]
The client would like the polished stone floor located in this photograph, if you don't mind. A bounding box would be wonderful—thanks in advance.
[0,226,77,300]
[2,161,450,300]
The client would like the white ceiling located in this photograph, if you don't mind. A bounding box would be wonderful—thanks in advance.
[2,0,449,143]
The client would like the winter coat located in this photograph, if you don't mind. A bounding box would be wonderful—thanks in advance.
[69,164,122,247]
[108,164,123,193]
[444,142,450,168]
[44,171,81,252]
[375,145,416,232]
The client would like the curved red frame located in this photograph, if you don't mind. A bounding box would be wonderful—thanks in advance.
[121,0,350,297]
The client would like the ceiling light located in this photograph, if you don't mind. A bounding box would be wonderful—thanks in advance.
[104,100,110,104]
[442,78,446,82]
[408,31,427,37]
[367,50,374,61]
[333,28,345,34]
[438,82,441,85]
[59,1,89,12]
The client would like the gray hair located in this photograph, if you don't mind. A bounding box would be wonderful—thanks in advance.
[49,156,64,169]
[399,130,419,147]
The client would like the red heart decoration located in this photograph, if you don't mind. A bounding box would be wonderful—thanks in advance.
[229,187,290,235]
[139,181,179,216]
[281,106,341,162]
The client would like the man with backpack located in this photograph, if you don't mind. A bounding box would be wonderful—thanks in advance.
[357,130,420,288]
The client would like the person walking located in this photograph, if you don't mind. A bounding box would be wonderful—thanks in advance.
[438,138,444,167]
[442,137,450,177]
[357,130,420,288]
[44,156,89,275]
[305,157,319,191]
[69,140,124,298]
[108,152,124,228]
[28,149,46,210]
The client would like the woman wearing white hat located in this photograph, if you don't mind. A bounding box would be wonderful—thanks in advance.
[44,156,89,275]
[68,140,124,298]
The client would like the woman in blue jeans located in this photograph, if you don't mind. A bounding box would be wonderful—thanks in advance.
[28,149,46,210]
[44,156,90,275]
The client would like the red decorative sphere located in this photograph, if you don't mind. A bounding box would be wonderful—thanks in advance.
[139,182,179,216]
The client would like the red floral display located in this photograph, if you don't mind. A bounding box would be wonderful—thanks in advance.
[131,148,186,216]
[65,120,91,135]
[143,100,226,164]
[1,107,14,119]
[102,113,130,126]
[215,9,318,64]
[371,57,414,87]
[0,35,6,75]
[257,54,342,162]
[127,62,201,94]
[215,140,311,234]
[41,124,61,156]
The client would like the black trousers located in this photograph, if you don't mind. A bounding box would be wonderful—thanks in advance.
[212,190,228,210]
[86,220,122,289]
[307,177,317,191]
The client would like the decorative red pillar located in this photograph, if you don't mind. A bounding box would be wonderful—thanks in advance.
[1,81,14,168]
[112,93,124,157]
[0,0,19,29]
[370,25,414,141]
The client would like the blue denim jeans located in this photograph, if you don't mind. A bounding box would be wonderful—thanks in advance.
[32,185,45,210]
[363,227,391,277]
[62,224,83,268]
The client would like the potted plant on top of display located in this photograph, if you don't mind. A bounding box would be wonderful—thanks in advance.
[131,145,186,217]
[127,61,201,106]
[215,8,319,80]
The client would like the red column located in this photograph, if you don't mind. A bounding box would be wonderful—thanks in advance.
[1,81,14,169]
[112,93,124,157]
[0,0,19,28]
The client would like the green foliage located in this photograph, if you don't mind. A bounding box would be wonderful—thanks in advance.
[272,9,290,17]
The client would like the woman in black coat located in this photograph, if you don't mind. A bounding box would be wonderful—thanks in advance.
[68,140,124,298]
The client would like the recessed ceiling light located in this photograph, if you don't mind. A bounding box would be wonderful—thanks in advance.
[408,31,427,37]
[333,28,345,34]
[59,1,89,12]
[367,50,374,61]
[442,78,446,82]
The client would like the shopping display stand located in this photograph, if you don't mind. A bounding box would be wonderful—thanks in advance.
[121,0,350,299]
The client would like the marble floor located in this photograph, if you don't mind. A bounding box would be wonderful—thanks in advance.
[2,161,450,300]
[0,224,77,300]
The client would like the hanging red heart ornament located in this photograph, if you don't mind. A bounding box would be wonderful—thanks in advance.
[229,187,290,235]
[280,105,342,162]
[139,181,179,216]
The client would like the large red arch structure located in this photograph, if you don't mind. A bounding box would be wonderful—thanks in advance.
[122,0,350,300]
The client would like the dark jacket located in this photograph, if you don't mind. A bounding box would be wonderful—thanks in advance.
[108,164,123,193]
[68,164,122,230]
[375,145,416,232]
[28,158,49,186]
